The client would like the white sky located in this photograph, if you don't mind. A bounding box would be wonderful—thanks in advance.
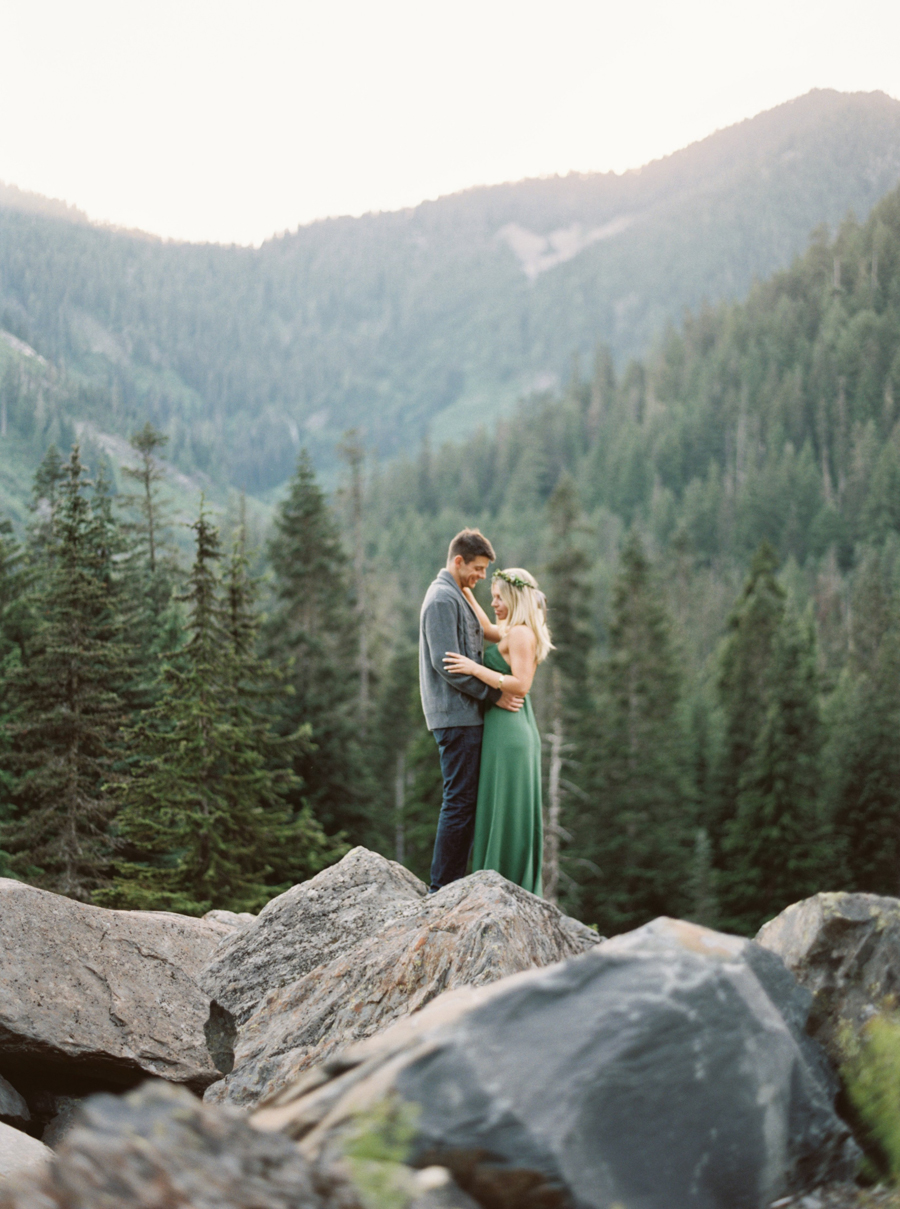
[3,0,900,246]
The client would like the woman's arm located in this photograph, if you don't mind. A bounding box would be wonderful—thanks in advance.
[443,626,537,695]
[461,586,502,643]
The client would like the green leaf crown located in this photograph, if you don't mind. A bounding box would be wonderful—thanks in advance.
[493,569,533,591]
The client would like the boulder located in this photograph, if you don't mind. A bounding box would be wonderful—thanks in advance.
[0,1082,480,1209]
[0,1077,29,1131]
[756,891,900,1065]
[201,847,428,1026]
[206,869,599,1109]
[255,917,858,1209]
[40,1097,81,1149]
[203,909,258,930]
[0,1123,51,1181]
[0,878,235,1096]
[0,1082,344,1208]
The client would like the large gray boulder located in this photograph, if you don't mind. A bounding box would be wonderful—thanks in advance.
[255,917,858,1209]
[206,869,599,1109]
[201,847,428,1027]
[0,1077,29,1131]
[0,1082,337,1208]
[0,1123,51,1181]
[0,878,235,1095]
[756,891,900,1065]
[0,1082,476,1209]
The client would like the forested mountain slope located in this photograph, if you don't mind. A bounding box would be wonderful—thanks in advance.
[2,89,900,496]
[354,179,900,933]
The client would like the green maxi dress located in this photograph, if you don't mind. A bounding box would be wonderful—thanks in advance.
[472,644,543,895]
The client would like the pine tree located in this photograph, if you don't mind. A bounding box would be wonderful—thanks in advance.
[582,531,692,932]
[2,446,129,899]
[0,520,32,876]
[714,542,786,862]
[118,423,181,711]
[99,506,335,914]
[265,451,368,836]
[721,608,825,933]
[542,473,594,906]
[827,551,900,893]
[364,644,438,881]
[121,422,171,575]
[28,444,66,557]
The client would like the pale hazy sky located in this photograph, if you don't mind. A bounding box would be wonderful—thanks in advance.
[3,0,900,246]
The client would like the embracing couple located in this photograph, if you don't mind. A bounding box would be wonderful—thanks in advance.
[418,527,553,897]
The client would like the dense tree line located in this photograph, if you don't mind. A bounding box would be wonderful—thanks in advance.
[352,181,900,935]
[5,170,900,935]
[0,435,346,912]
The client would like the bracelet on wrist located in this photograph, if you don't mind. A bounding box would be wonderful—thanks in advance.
[498,673,504,691]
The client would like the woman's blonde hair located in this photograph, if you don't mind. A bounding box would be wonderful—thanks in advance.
[492,568,554,664]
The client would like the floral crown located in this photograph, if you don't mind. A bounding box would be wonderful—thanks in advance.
[493,569,534,591]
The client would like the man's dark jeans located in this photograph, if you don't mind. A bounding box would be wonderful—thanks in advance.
[429,724,483,892]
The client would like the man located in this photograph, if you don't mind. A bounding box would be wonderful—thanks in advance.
[419,527,524,891]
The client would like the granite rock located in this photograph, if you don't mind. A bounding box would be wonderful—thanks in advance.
[756,891,900,1064]
[207,869,599,1109]
[0,878,234,1095]
[0,1082,350,1208]
[255,917,858,1209]
[0,1077,29,1131]
[0,1123,51,1181]
[201,847,427,1027]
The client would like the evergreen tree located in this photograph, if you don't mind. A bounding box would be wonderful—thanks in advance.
[543,473,594,906]
[721,608,825,933]
[0,520,32,876]
[2,446,129,899]
[99,506,335,915]
[265,451,368,836]
[118,423,181,711]
[365,644,438,882]
[582,531,691,932]
[714,542,786,861]
[121,422,171,575]
[827,552,900,893]
[28,444,66,557]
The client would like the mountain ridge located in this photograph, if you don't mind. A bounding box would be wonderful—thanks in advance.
[1,88,900,498]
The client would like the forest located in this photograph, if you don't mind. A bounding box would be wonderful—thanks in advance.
[3,174,900,937]
[1,90,900,491]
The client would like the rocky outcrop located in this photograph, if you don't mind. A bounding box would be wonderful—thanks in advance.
[0,1078,29,1131]
[756,891,900,1065]
[0,1082,338,1207]
[206,869,600,1109]
[255,917,858,1209]
[0,878,235,1097]
[201,847,428,1026]
[0,1124,51,1181]
[0,1082,478,1209]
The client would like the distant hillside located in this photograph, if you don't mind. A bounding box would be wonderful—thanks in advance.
[1,88,900,496]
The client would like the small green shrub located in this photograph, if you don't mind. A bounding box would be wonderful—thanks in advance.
[840,1011,900,1181]
[341,1096,422,1209]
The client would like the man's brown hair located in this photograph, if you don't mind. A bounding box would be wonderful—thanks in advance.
[447,528,496,564]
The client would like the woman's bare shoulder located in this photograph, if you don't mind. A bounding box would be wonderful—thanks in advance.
[507,624,536,649]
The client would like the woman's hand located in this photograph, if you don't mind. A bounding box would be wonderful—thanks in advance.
[461,586,476,605]
[443,651,478,676]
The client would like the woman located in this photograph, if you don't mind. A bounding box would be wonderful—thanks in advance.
[443,568,553,896]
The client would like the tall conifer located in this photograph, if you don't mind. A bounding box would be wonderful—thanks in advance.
[265,451,368,836]
[721,609,825,932]
[583,532,691,931]
[100,507,334,914]
[2,446,128,899]
[543,473,594,906]
[828,552,900,893]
